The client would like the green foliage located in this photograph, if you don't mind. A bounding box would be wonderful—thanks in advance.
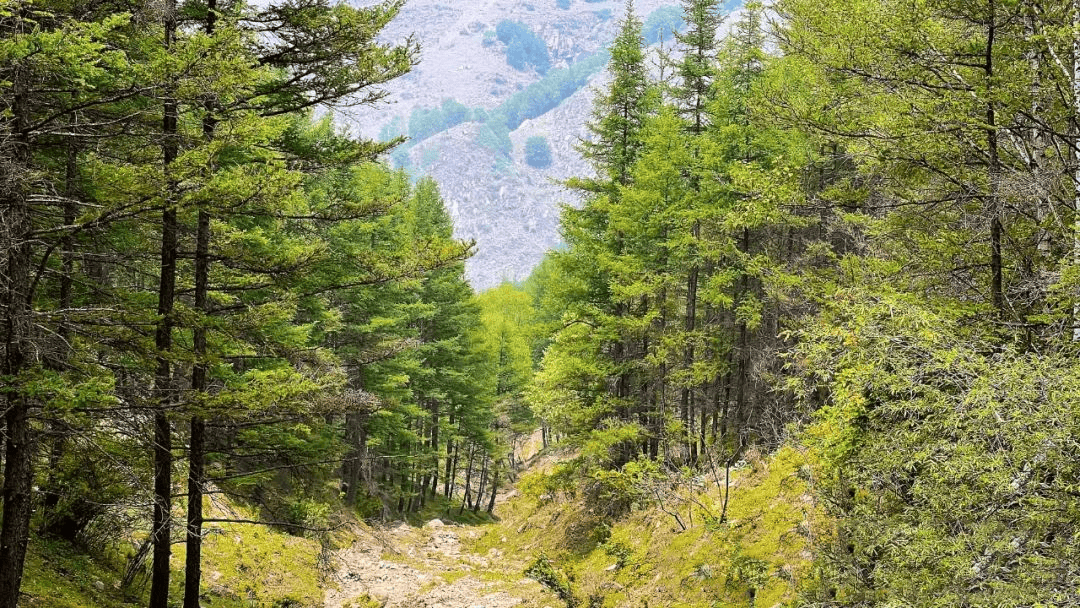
[726,555,770,605]
[586,455,662,518]
[519,463,580,501]
[473,445,815,608]
[642,5,685,45]
[496,20,551,74]
[407,98,473,141]
[495,50,610,132]
[524,135,553,168]
[525,553,579,607]
[796,290,1080,605]
[474,120,513,157]
[602,539,633,569]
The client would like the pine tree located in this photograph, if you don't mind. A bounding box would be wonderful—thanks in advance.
[579,0,655,188]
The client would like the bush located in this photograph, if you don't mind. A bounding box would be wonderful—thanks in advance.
[643,5,686,45]
[585,456,661,518]
[524,135,552,168]
[496,20,550,74]
[519,461,578,500]
[282,497,330,535]
[408,98,473,142]
[496,50,608,131]
[474,120,512,158]
[525,553,578,607]
[440,98,470,129]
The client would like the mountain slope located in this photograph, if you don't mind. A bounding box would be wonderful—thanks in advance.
[342,0,721,288]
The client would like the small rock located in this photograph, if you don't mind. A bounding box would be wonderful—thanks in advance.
[425,518,445,528]
[605,563,618,571]
[93,580,105,592]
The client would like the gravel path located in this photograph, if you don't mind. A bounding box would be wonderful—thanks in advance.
[323,519,543,608]
[324,432,552,608]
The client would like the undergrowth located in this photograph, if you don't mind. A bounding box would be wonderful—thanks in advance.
[471,444,818,608]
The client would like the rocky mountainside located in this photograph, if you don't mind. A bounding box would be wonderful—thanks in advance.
[343,0,734,289]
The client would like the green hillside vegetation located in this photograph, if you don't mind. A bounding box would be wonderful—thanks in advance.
[525,136,554,168]
[472,445,818,608]
[21,504,327,608]
[496,20,552,75]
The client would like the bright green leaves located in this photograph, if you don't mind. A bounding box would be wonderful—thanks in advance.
[797,290,1080,605]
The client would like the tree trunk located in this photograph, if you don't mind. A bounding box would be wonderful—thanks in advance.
[447,442,459,501]
[1072,0,1080,341]
[458,444,475,515]
[184,5,218,604]
[429,400,439,499]
[0,48,35,608]
[343,410,364,506]
[486,468,499,514]
[683,222,699,463]
[151,0,180,601]
[985,2,1003,318]
[473,455,489,513]
[443,412,455,499]
[41,130,79,537]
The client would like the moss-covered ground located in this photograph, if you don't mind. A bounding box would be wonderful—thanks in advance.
[468,445,820,608]
[21,498,329,608]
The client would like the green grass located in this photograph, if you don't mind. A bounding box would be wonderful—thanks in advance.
[194,501,325,607]
[403,494,498,527]
[21,499,329,608]
[21,537,138,608]
[467,445,818,608]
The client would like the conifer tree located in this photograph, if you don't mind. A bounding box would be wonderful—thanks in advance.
[545,2,656,457]
[0,4,147,603]
[580,0,655,188]
[667,0,722,461]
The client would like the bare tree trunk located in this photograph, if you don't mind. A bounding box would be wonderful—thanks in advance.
[40,130,79,536]
[447,442,460,501]
[473,455,489,513]
[1073,0,1080,340]
[184,10,216,597]
[458,444,475,515]
[683,223,699,464]
[429,401,439,499]
[985,1,1004,318]
[486,468,499,514]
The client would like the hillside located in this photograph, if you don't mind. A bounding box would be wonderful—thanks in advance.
[20,439,815,608]
[341,0,735,288]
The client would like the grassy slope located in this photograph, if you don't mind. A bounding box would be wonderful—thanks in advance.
[20,493,501,608]
[21,446,818,608]
[469,446,819,608]
[21,500,327,608]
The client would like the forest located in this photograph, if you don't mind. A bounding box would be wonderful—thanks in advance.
[2,0,1080,606]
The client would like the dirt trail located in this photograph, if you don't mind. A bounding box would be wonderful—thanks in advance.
[323,432,551,608]
[323,519,543,608]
